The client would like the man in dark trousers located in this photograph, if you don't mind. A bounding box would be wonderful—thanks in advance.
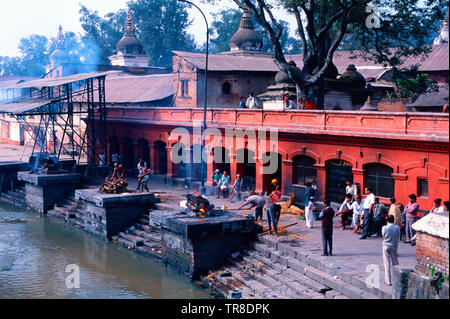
[319,199,335,256]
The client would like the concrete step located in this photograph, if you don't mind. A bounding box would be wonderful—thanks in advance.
[118,232,145,247]
[227,257,304,299]
[137,224,151,232]
[131,229,161,242]
[206,268,265,299]
[0,192,27,206]
[243,251,327,298]
[260,236,390,299]
[253,239,380,299]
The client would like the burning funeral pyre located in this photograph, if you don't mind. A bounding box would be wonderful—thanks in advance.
[183,194,216,218]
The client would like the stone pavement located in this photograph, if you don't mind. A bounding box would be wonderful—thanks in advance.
[135,180,416,297]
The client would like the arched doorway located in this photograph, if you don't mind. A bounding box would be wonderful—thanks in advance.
[292,155,317,186]
[212,146,230,175]
[326,159,353,203]
[154,141,167,175]
[137,139,150,167]
[262,152,282,194]
[363,163,394,198]
[171,142,187,178]
[191,144,206,181]
[122,137,134,169]
[236,148,256,191]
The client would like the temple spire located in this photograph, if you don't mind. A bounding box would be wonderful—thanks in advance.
[124,9,137,37]
[229,9,263,52]
[56,25,64,49]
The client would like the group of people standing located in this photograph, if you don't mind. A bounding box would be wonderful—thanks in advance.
[315,180,449,286]
[238,93,318,110]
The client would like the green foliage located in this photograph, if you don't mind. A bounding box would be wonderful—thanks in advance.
[128,0,199,67]
[209,7,301,54]
[79,5,127,65]
[396,73,439,98]
[210,9,242,53]
[0,35,49,76]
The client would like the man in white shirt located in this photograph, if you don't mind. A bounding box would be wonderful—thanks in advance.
[351,195,364,234]
[337,193,353,230]
[345,180,358,198]
[360,187,375,240]
[246,93,259,109]
[430,198,445,214]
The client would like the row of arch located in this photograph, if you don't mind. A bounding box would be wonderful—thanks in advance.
[109,135,397,202]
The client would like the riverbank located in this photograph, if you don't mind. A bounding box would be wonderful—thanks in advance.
[0,202,212,299]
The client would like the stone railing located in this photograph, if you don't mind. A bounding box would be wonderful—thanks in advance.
[105,107,449,141]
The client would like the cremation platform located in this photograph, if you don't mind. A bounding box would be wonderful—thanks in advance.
[152,209,260,279]
[18,171,81,214]
[75,189,159,239]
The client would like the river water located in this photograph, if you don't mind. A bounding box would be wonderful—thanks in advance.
[0,203,212,299]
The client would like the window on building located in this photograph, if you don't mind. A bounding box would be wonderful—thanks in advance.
[180,80,189,97]
[363,163,394,198]
[292,155,317,186]
[418,178,429,197]
[222,82,231,95]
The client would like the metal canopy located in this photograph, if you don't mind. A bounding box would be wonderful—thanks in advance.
[0,99,55,114]
[0,72,108,167]
[2,71,114,90]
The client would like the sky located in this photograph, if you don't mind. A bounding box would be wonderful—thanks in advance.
[0,0,296,57]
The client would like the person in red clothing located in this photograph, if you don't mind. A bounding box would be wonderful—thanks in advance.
[304,98,317,110]
[404,194,419,245]
[319,199,336,256]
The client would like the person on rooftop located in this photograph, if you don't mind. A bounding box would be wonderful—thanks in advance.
[246,92,259,109]
[430,198,445,214]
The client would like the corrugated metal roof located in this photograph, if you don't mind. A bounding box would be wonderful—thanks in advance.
[99,73,174,103]
[173,51,279,72]
[0,99,53,114]
[407,85,449,108]
[174,44,448,78]
[0,77,38,89]
[2,71,116,90]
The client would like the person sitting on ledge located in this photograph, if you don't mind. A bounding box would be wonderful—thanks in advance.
[216,171,231,199]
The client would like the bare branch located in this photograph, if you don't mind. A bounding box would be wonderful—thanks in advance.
[292,5,308,58]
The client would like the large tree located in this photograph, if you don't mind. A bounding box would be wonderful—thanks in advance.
[206,0,447,108]
[79,5,128,65]
[0,35,50,76]
[128,0,199,67]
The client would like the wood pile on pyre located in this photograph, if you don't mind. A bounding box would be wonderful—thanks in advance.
[99,177,128,194]
[278,193,304,216]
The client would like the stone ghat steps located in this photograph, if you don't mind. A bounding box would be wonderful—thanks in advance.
[258,236,386,299]
[47,193,87,226]
[202,237,381,299]
[112,212,164,259]
[202,248,337,299]
[0,187,27,207]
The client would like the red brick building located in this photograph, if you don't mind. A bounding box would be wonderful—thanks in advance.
[102,107,449,208]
